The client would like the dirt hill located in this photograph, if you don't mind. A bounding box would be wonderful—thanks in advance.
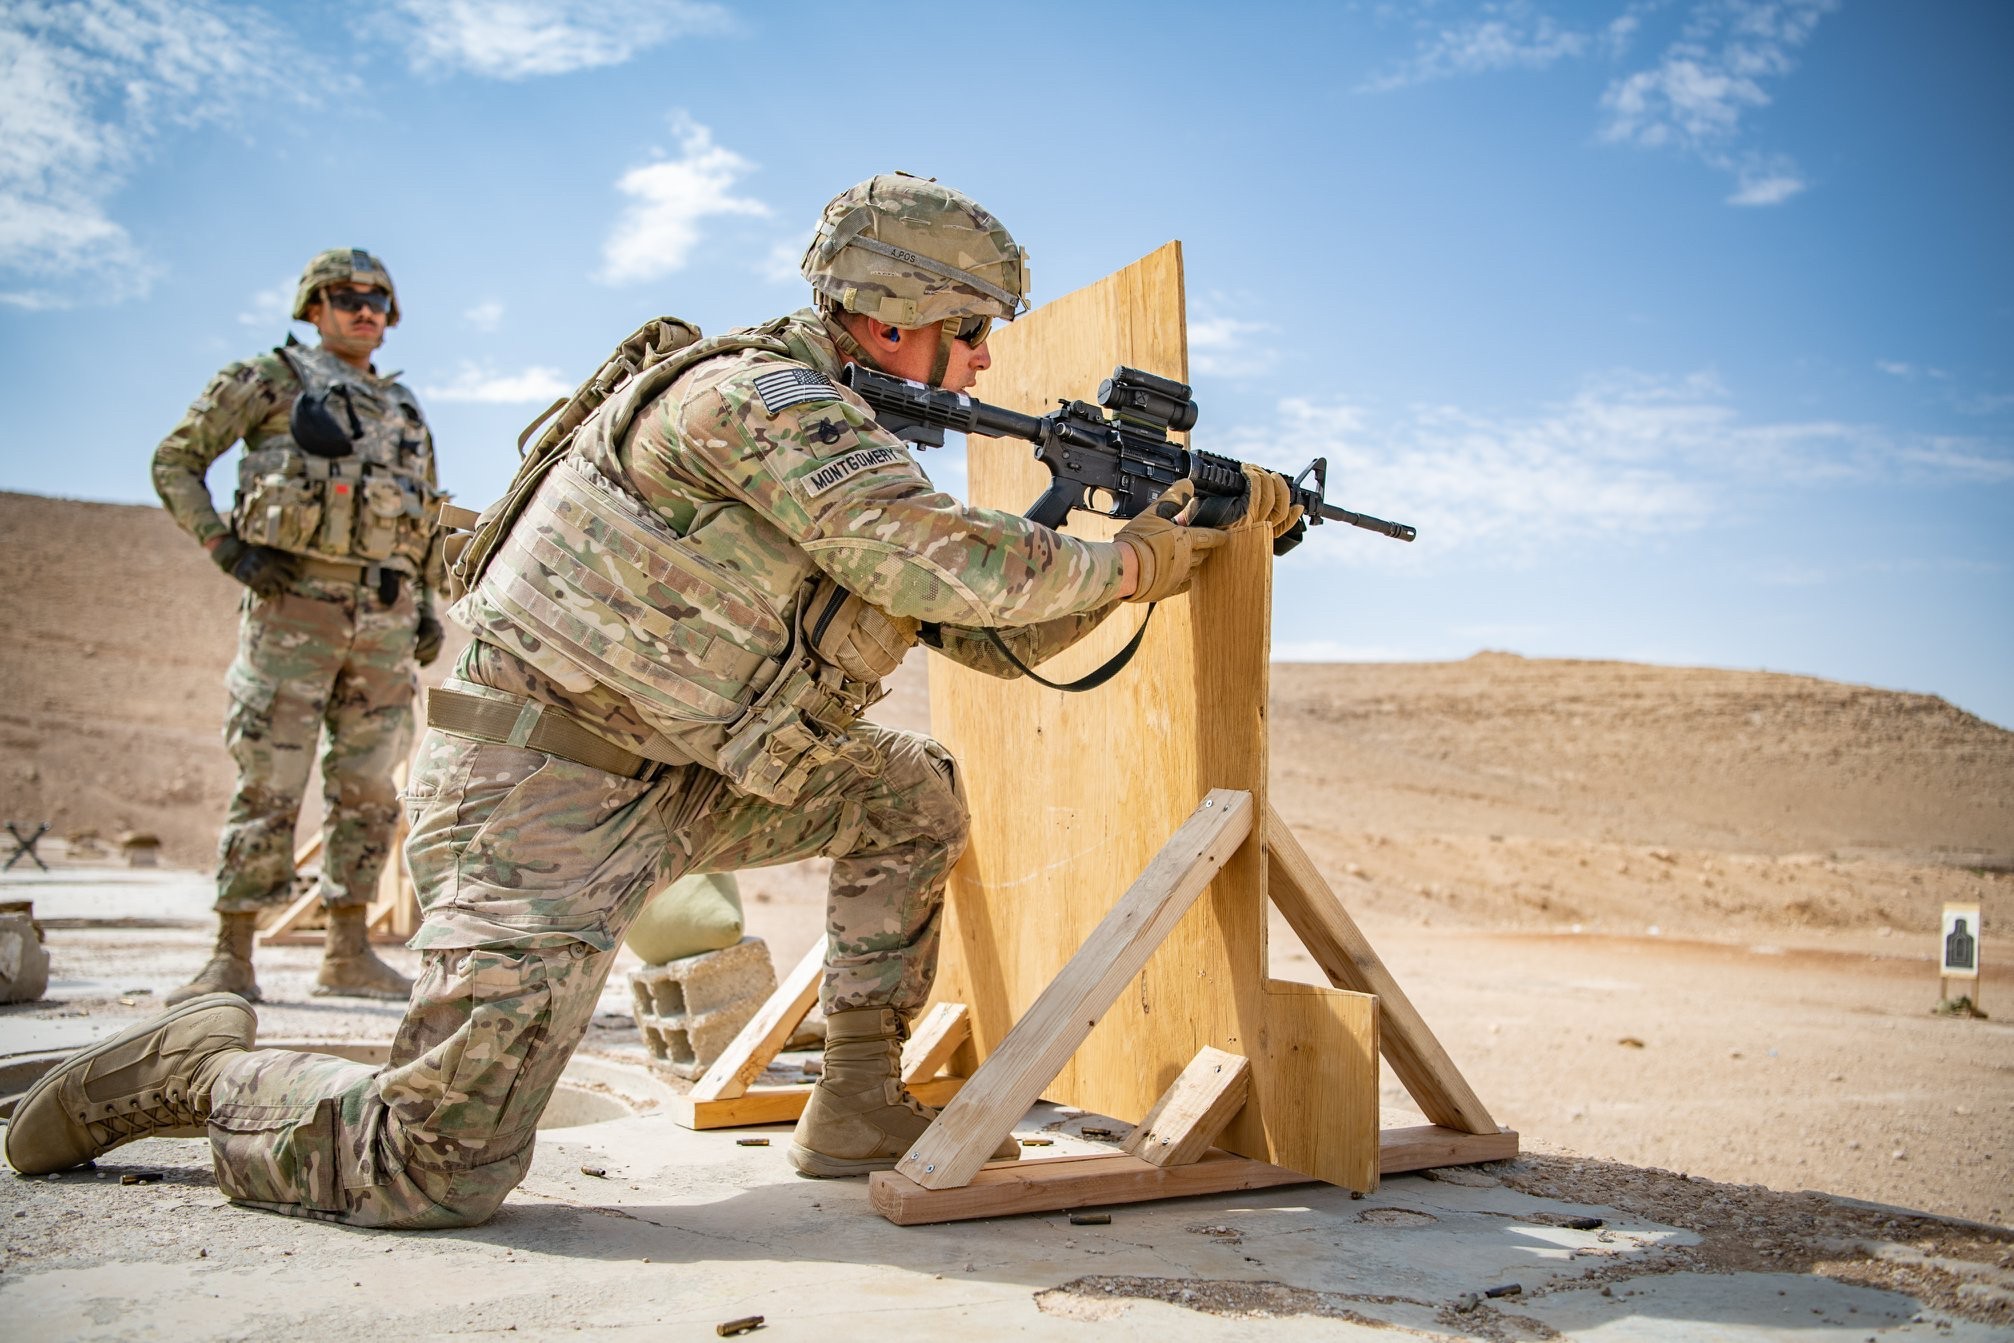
[2,487,2009,936]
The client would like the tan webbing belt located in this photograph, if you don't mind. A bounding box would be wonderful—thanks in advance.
[295,557,372,583]
[426,686,663,780]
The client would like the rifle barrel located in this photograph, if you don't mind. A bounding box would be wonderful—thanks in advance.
[1319,502,1417,542]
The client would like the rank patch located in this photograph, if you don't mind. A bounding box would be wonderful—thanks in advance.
[752,368,839,415]
[801,444,910,498]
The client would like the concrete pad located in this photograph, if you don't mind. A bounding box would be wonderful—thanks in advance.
[1523,1271,2005,1341]
[4,868,2010,1340]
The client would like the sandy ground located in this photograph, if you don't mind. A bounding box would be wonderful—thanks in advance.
[2,487,2011,1241]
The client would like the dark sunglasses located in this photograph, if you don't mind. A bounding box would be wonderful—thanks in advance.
[325,289,392,314]
[953,314,991,347]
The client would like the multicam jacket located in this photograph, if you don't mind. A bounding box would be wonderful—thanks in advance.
[454,309,1123,802]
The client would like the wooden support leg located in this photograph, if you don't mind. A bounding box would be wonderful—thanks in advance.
[1265,807,1499,1136]
[1123,1047,1251,1168]
[688,935,827,1103]
[894,789,1255,1191]
[901,1002,971,1086]
[254,833,330,945]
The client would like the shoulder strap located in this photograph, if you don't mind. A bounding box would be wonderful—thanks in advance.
[447,317,790,601]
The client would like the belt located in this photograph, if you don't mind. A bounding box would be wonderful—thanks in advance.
[294,556,410,591]
[426,686,664,781]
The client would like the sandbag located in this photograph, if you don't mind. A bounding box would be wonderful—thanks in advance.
[623,872,744,966]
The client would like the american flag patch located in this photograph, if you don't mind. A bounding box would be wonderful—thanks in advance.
[752,367,838,415]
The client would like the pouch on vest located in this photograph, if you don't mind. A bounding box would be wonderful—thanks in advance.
[236,470,324,553]
[802,575,919,683]
[712,658,875,805]
[356,475,412,560]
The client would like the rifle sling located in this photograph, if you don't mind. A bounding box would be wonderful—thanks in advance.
[980,604,1154,693]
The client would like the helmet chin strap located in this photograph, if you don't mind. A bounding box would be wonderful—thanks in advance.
[926,319,956,387]
[819,303,888,374]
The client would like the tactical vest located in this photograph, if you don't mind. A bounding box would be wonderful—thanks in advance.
[460,315,905,805]
[232,343,438,572]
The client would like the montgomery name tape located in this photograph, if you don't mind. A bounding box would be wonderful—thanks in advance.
[802,445,909,497]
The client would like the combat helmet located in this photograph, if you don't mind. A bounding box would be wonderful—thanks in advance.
[802,174,1027,382]
[291,247,400,326]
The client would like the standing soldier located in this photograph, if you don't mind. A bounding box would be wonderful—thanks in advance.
[6,179,1292,1225]
[152,248,444,1004]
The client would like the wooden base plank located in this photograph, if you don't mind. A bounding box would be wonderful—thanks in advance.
[870,1124,1522,1224]
[871,1148,1312,1225]
[672,1076,965,1131]
[1378,1124,1520,1175]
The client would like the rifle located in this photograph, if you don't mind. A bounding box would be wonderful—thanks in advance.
[839,363,1415,555]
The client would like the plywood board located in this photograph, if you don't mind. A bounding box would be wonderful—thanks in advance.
[926,242,1379,1191]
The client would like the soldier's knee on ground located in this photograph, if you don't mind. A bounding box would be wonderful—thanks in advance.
[378,949,562,1156]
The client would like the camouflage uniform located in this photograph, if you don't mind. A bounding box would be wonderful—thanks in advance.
[199,308,1127,1227]
[153,343,438,919]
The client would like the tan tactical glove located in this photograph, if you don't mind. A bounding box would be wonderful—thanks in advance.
[1236,463,1304,540]
[1116,480,1228,604]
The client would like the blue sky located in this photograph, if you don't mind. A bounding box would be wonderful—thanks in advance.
[3,0,2010,727]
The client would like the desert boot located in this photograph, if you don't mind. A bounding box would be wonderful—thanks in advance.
[314,902,413,1000]
[164,910,261,1006]
[788,1005,1020,1177]
[4,993,255,1175]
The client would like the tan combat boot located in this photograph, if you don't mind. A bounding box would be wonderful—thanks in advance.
[4,993,255,1175]
[787,1005,1020,1178]
[164,911,262,1006]
[314,903,413,1000]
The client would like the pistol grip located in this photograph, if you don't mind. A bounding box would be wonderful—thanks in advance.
[1026,479,1082,531]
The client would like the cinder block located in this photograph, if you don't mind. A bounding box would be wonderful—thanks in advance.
[629,936,778,1079]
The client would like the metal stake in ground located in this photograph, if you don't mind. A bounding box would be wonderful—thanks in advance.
[4,822,49,872]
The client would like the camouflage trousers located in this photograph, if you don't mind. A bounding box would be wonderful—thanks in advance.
[204,721,968,1228]
[213,576,417,914]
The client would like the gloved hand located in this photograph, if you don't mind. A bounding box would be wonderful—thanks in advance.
[1235,463,1304,540]
[414,614,444,667]
[1115,480,1227,604]
[210,536,297,598]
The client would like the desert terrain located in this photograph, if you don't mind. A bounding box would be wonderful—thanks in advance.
[2,487,2010,1234]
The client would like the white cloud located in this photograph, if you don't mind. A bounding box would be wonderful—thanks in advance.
[387,0,730,80]
[1356,2,1832,207]
[0,1,303,308]
[422,362,572,404]
[1206,368,2009,566]
[464,299,505,332]
[1599,0,1837,205]
[758,238,807,287]
[1187,304,1278,380]
[598,115,769,285]
[236,276,295,328]
[1359,3,1589,93]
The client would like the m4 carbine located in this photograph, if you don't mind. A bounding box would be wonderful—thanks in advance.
[839,363,1415,555]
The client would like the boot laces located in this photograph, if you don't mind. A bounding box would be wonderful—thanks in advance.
[86,1080,202,1145]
